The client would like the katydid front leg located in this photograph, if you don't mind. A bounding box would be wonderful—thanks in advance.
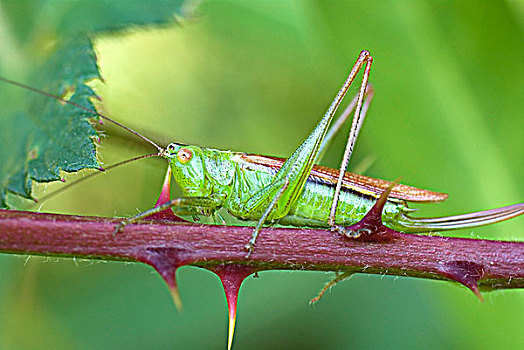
[113,195,222,234]
[245,50,373,255]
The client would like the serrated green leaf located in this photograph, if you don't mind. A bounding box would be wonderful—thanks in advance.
[1,0,187,39]
[0,0,189,208]
[0,37,101,207]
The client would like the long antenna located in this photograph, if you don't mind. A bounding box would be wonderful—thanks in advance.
[34,153,159,205]
[0,76,164,152]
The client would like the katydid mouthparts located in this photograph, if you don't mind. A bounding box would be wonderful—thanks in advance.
[2,50,523,257]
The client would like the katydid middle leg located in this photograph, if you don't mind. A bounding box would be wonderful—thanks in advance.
[245,179,290,257]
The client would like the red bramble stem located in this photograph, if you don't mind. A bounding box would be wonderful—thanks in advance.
[0,208,523,296]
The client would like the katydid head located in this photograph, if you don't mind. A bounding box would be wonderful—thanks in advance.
[163,143,209,196]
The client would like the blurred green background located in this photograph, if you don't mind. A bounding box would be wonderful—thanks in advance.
[0,0,523,349]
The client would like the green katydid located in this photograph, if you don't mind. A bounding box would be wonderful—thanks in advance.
[2,50,523,257]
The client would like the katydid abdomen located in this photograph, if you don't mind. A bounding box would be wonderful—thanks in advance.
[276,179,405,229]
[219,152,523,234]
[228,153,405,229]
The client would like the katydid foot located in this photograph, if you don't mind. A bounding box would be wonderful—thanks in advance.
[245,242,255,258]
[331,226,372,238]
[112,221,127,236]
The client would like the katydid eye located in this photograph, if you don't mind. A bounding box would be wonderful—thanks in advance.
[166,143,177,153]
[177,148,193,164]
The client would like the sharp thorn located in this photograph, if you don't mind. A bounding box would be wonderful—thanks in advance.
[141,248,189,313]
[437,260,485,301]
[211,264,255,350]
[150,167,183,222]
[375,177,401,212]
[470,284,484,302]
[169,283,184,312]
[339,177,403,242]
[227,307,236,350]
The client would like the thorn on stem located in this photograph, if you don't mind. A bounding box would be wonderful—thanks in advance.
[211,264,256,350]
[169,279,184,312]
[437,260,485,301]
[149,167,184,222]
[337,178,403,242]
[142,247,191,311]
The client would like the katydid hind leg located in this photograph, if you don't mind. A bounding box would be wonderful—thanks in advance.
[318,84,374,163]
[245,50,374,253]
[328,52,373,227]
